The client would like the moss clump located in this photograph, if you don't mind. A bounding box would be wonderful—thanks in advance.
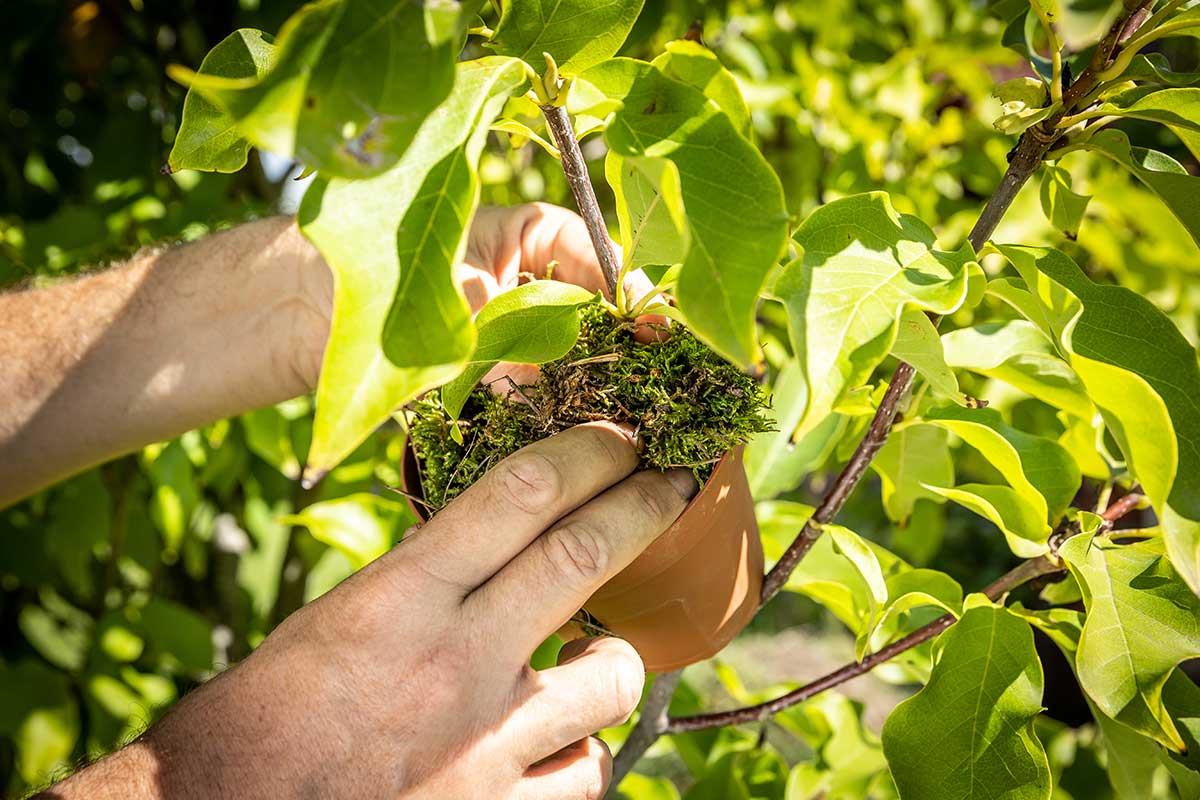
[407,304,771,510]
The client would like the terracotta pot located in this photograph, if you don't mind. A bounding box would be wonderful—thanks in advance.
[400,443,763,673]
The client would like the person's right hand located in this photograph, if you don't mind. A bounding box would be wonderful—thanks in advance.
[44,423,696,800]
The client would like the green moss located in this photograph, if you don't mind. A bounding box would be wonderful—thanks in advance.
[407,304,771,510]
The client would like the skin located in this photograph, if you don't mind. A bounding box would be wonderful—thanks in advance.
[3,204,684,799]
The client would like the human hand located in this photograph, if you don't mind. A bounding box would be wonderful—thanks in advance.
[45,423,696,800]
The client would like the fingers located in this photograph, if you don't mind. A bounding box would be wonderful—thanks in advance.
[403,423,640,593]
[507,637,645,765]
[517,737,613,800]
[467,468,697,654]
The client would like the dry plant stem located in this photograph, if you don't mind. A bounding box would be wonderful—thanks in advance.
[665,493,1144,733]
[607,670,682,791]
[541,103,622,301]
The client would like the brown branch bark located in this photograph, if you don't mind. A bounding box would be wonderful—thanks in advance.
[665,493,1143,733]
[540,103,622,301]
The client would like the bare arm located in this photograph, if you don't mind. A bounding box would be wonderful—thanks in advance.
[0,217,331,507]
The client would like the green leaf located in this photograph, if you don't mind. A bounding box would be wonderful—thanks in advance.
[923,404,1081,551]
[993,75,1052,134]
[882,604,1052,800]
[439,280,599,418]
[651,39,751,137]
[941,318,1093,419]
[1059,533,1200,752]
[998,245,1200,593]
[1087,87,1200,133]
[584,58,789,367]
[241,405,303,479]
[889,309,962,401]
[615,773,681,800]
[0,660,80,786]
[1039,164,1091,238]
[299,57,527,478]
[780,693,890,800]
[1076,129,1200,248]
[490,0,644,75]
[171,0,476,178]
[283,493,413,569]
[870,423,953,524]
[745,360,845,500]
[605,153,689,276]
[859,568,963,658]
[166,29,274,173]
[1013,605,1162,800]
[136,596,214,674]
[776,192,974,440]
[1119,53,1200,88]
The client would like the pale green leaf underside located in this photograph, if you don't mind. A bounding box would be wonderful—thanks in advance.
[167,29,274,173]
[173,0,471,178]
[299,57,527,478]
[999,245,1200,594]
[1039,164,1091,237]
[282,493,413,569]
[890,308,962,401]
[441,281,598,418]
[777,192,974,441]
[1088,87,1200,134]
[870,423,953,524]
[941,318,1093,419]
[882,605,1052,800]
[1060,534,1200,752]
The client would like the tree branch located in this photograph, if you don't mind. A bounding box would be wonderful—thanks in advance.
[541,103,622,301]
[665,493,1144,733]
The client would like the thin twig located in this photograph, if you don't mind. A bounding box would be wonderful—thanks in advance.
[540,103,622,301]
[664,493,1144,733]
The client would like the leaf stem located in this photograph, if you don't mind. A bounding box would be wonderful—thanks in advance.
[540,103,622,302]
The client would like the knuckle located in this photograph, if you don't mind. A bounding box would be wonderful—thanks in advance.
[628,476,673,521]
[493,451,563,513]
[542,522,609,583]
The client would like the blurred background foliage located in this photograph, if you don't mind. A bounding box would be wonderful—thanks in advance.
[1,0,1197,797]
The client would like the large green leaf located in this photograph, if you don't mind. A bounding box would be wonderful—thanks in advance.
[1084,87,1200,134]
[776,193,975,440]
[651,39,751,137]
[1013,605,1164,800]
[283,494,413,569]
[941,318,1093,419]
[998,245,1200,593]
[299,57,527,480]
[870,423,953,525]
[171,0,476,178]
[882,603,1052,800]
[1075,129,1200,248]
[780,693,891,800]
[166,29,274,173]
[491,0,643,75]
[584,58,789,367]
[921,405,1081,556]
[0,660,80,786]
[440,281,599,418]
[1059,533,1200,752]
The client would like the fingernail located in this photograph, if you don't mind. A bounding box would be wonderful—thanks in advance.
[665,468,699,500]
[607,421,643,453]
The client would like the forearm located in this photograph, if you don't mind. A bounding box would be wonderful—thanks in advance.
[0,217,331,507]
